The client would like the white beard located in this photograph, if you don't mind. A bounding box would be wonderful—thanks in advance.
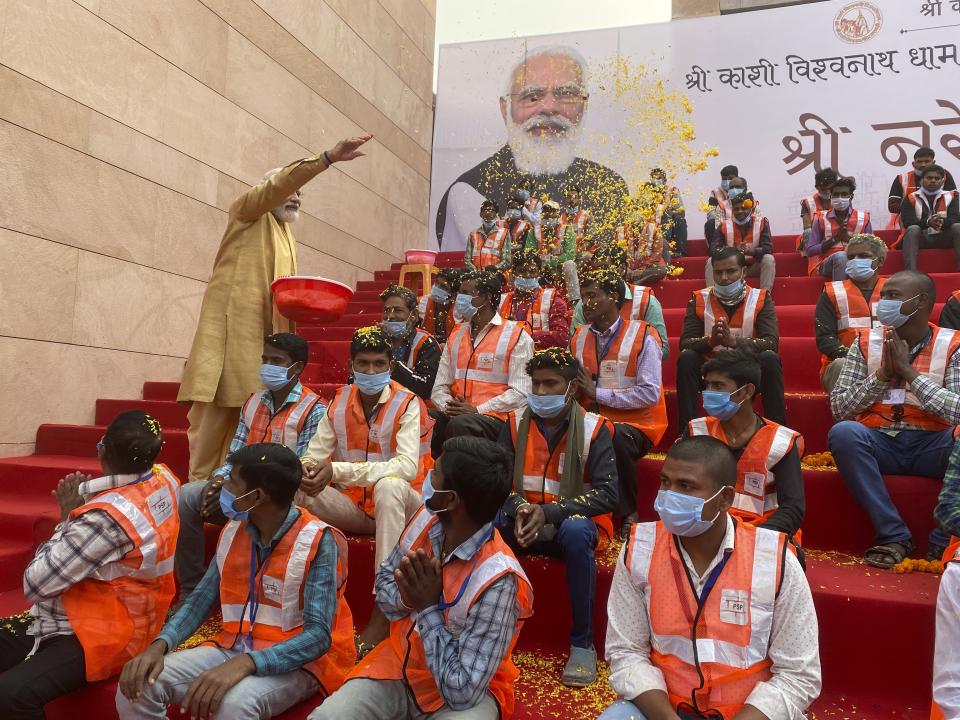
[506,113,581,176]
[271,207,300,224]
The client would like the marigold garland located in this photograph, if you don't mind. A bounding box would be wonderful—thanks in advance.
[892,558,944,575]
[801,451,836,469]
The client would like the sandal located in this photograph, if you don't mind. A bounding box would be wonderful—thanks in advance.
[864,540,913,569]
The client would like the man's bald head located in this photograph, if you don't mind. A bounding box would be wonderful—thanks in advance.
[883,270,936,315]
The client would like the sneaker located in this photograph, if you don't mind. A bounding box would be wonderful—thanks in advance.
[561,645,597,687]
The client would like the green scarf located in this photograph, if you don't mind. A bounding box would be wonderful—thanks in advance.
[513,401,586,501]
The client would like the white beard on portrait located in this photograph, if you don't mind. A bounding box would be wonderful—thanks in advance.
[506,112,582,176]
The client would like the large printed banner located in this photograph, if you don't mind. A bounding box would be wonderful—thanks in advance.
[430,0,960,250]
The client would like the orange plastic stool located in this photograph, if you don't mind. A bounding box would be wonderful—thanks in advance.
[398,264,436,295]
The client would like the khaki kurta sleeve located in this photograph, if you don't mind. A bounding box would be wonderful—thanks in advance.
[232,156,331,222]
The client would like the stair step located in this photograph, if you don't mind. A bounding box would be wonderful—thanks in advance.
[142,381,180,401]
[0,540,39,593]
[34,425,188,480]
[0,454,101,496]
[95,398,188,430]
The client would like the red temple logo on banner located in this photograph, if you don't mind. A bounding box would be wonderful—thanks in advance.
[833,1,883,44]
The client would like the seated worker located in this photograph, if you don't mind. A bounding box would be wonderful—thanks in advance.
[814,233,888,393]
[527,200,577,289]
[571,268,667,537]
[829,270,960,566]
[298,326,429,647]
[560,183,591,248]
[686,349,804,538]
[497,348,618,687]
[0,411,179,715]
[887,146,957,229]
[651,167,688,258]
[431,270,535,454]
[310,436,533,720]
[806,176,873,280]
[703,164,739,245]
[678,247,786,429]
[503,197,536,249]
[940,289,960,330]
[933,539,960,719]
[598,436,821,720]
[570,243,669,359]
[380,284,442,401]
[618,196,669,287]
[515,176,542,225]
[798,166,838,253]
[117,443,354,719]
[499,248,571,350]
[465,199,511,273]
[175,333,326,597]
[419,267,462,346]
[900,164,960,272]
[705,192,775,292]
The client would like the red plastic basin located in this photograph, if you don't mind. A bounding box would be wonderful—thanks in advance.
[271,276,354,324]
[404,248,437,264]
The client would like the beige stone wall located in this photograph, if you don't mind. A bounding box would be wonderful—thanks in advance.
[0,0,436,455]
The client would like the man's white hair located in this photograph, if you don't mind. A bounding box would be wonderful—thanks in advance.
[501,44,590,99]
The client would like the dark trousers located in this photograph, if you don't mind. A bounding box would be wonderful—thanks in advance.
[676,349,787,429]
[496,513,598,649]
[664,215,688,256]
[902,225,960,271]
[429,410,506,458]
[0,615,86,719]
[612,423,653,519]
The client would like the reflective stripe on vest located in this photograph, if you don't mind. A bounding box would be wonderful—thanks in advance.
[407,330,432,367]
[446,551,527,631]
[912,190,957,220]
[241,390,320,451]
[330,385,411,463]
[472,227,509,268]
[829,281,877,331]
[571,321,645,389]
[864,325,958,408]
[721,216,764,249]
[449,321,521,387]
[627,523,781,669]
[512,411,602,498]
[698,288,764,340]
[821,209,868,243]
[628,285,651,322]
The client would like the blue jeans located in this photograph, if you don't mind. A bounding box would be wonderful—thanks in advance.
[495,512,598,648]
[828,421,954,548]
[598,700,701,720]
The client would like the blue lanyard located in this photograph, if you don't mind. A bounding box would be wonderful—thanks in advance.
[246,541,275,640]
[699,549,732,602]
[594,320,622,363]
[436,526,494,611]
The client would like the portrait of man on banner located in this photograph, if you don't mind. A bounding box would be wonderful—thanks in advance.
[434,45,629,250]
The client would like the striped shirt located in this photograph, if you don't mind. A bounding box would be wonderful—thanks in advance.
[375,522,519,711]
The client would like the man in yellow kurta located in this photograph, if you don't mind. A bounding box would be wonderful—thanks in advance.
[178,134,372,482]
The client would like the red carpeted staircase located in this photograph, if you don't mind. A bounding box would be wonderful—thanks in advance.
[0,229,950,718]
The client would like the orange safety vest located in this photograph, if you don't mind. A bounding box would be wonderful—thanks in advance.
[718,215,766,250]
[61,464,181,681]
[618,222,666,268]
[468,226,510,270]
[560,207,590,235]
[858,323,960,432]
[240,385,324,450]
[326,381,432,515]
[418,296,457,342]
[688,417,804,527]
[711,187,732,222]
[507,218,533,245]
[350,509,534,718]
[624,520,786,718]
[796,194,831,250]
[570,319,668,444]
[448,319,528,420]
[508,408,614,540]
[820,278,886,374]
[694,287,767,346]
[807,209,869,275]
[908,189,958,223]
[404,328,434,368]
[623,284,653,324]
[212,510,355,698]
[886,171,920,230]
[499,288,557,334]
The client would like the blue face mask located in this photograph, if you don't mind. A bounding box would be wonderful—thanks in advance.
[382,319,409,338]
[702,386,747,421]
[514,276,540,292]
[654,488,723,537]
[482,219,497,231]
[713,276,745,301]
[421,470,454,515]
[727,187,744,199]
[219,487,260,523]
[877,295,920,329]
[831,197,851,212]
[845,258,875,281]
[456,293,479,319]
[260,363,294,391]
[516,189,531,201]
[505,208,522,220]
[721,179,732,191]
[353,370,392,396]
[527,385,570,419]
[431,285,451,304]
